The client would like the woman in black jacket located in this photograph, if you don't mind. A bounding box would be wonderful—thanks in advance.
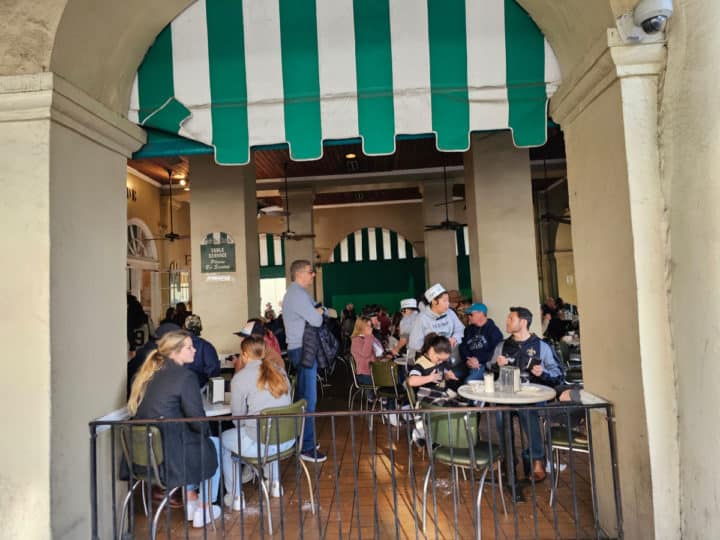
[128,330,221,527]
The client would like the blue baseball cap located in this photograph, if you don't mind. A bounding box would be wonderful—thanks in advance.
[465,303,488,315]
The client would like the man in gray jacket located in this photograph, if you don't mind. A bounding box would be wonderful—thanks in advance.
[281,259,327,462]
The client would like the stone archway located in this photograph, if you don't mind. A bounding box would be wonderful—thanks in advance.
[1,1,696,539]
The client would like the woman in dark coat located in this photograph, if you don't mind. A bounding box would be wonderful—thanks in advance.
[127,330,221,527]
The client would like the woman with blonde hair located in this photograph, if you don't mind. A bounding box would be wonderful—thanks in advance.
[221,335,294,509]
[128,330,221,527]
[350,316,385,386]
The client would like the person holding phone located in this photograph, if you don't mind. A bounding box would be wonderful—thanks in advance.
[407,334,461,406]
[488,307,564,482]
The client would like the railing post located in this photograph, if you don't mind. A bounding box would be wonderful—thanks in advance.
[89,423,99,540]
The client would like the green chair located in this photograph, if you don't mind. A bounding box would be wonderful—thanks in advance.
[421,407,507,540]
[348,355,375,411]
[370,360,402,436]
[230,400,315,535]
[548,425,589,506]
[118,425,216,539]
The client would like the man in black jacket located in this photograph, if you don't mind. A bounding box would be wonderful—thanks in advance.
[458,303,503,383]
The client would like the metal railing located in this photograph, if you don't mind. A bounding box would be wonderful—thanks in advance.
[90,400,622,540]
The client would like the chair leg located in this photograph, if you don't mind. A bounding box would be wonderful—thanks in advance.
[150,488,177,540]
[422,466,432,534]
[497,462,507,517]
[118,480,142,540]
[140,480,149,516]
[475,467,490,540]
[299,460,316,514]
[259,478,273,535]
[550,448,561,506]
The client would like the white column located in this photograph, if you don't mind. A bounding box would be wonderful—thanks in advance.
[0,73,145,539]
[422,180,459,290]
[463,132,540,328]
[551,30,677,539]
[189,155,259,355]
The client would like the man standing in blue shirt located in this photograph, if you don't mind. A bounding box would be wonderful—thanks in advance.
[281,259,327,462]
[459,303,503,382]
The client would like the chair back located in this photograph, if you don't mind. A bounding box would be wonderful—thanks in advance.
[404,380,417,409]
[259,399,307,449]
[119,425,165,486]
[371,360,397,389]
[348,355,360,388]
[422,404,477,450]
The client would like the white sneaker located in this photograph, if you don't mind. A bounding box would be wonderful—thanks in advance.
[546,460,568,473]
[270,481,283,498]
[192,504,221,528]
[388,413,399,427]
[241,465,255,484]
[223,493,245,511]
[186,499,200,521]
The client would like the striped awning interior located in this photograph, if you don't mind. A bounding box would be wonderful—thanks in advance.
[455,226,470,256]
[330,227,417,263]
[129,0,561,165]
[259,233,285,267]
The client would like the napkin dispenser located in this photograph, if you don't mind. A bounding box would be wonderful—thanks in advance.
[209,377,225,403]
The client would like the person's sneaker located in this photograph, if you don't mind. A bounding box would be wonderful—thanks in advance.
[192,504,221,528]
[388,413,399,427]
[186,499,200,521]
[223,493,245,511]
[545,460,568,473]
[270,481,283,498]
[241,465,255,484]
[300,449,327,463]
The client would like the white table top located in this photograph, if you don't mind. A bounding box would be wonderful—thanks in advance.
[203,392,232,417]
[458,383,556,405]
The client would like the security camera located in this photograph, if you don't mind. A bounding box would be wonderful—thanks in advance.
[633,0,673,34]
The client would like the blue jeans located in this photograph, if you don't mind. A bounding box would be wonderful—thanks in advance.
[288,348,317,452]
[188,436,221,504]
[496,408,545,464]
[464,365,485,383]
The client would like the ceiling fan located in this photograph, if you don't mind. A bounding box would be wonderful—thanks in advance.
[146,167,190,242]
[279,163,316,241]
[257,198,288,218]
[424,163,467,232]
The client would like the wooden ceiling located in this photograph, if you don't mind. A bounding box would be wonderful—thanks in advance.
[128,129,565,187]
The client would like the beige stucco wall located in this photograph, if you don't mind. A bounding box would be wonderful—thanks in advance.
[662,2,720,537]
[0,111,52,540]
[554,224,577,305]
[313,202,425,262]
[126,171,161,233]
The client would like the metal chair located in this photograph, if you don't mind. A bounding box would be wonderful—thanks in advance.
[421,407,507,540]
[548,425,589,505]
[118,425,216,539]
[347,354,375,410]
[229,399,315,535]
[370,360,403,436]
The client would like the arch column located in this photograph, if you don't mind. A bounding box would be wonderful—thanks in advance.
[283,187,316,289]
[422,180,460,290]
[188,155,259,353]
[0,72,145,539]
[551,29,678,539]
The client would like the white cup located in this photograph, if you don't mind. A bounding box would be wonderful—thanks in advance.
[483,372,495,393]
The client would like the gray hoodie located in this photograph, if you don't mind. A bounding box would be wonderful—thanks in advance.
[407,308,464,352]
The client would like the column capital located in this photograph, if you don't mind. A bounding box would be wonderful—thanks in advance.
[551,29,667,126]
[0,72,145,157]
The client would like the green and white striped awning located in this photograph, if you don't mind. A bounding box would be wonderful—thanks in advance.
[259,233,285,268]
[329,227,417,263]
[129,0,560,165]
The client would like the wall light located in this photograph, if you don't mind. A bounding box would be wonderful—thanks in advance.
[345,152,356,159]
[179,178,187,186]
[183,187,191,192]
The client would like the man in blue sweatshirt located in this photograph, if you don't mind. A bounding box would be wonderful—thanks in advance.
[459,303,503,383]
[281,259,327,463]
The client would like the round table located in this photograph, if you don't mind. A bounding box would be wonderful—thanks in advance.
[458,382,556,503]
[458,383,556,404]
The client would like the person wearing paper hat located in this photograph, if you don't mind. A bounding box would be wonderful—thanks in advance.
[407,284,464,358]
[390,298,420,356]
[458,303,503,383]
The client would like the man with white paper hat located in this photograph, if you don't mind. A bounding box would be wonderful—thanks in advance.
[407,283,464,355]
[390,298,420,356]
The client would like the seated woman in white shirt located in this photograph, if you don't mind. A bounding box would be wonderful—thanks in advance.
[221,336,294,509]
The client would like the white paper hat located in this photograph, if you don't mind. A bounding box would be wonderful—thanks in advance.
[424,283,447,303]
[400,298,418,310]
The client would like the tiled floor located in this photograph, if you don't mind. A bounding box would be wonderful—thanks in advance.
[128,412,601,539]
